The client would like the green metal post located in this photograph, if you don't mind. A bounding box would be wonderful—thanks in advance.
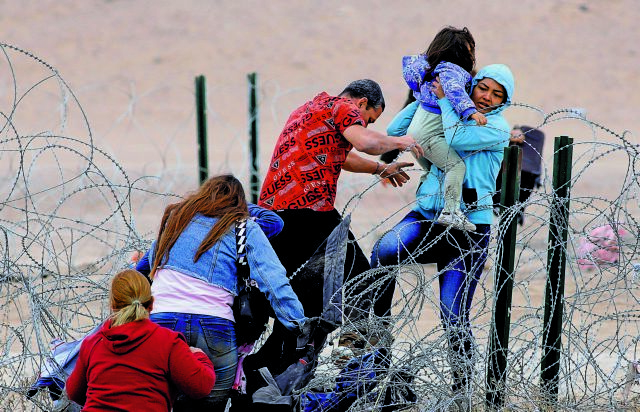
[486,145,522,409]
[540,136,573,403]
[248,72,259,204]
[195,75,209,185]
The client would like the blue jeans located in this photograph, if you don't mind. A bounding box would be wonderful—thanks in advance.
[370,210,490,391]
[150,313,237,412]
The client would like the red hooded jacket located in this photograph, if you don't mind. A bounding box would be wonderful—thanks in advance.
[66,318,215,411]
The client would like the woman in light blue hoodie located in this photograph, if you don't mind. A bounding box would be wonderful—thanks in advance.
[402,26,487,231]
[371,64,515,399]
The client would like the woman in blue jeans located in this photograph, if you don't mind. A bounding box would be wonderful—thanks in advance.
[138,174,307,412]
[371,64,515,401]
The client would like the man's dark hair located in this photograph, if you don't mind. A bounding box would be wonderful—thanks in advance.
[339,79,385,110]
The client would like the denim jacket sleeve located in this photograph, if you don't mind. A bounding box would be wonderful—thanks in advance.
[247,203,284,238]
[245,221,306,332]
[434,62,476,120]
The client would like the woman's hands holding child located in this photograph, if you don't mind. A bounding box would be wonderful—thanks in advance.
[432,76,487,125]
[431,76,445,99]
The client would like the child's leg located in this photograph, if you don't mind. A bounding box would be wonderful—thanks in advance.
[407,107,466,212]
[406,106,434,182]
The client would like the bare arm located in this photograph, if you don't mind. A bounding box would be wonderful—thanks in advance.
[342,125,424,159]
[343,152,414,188]
[342,151,379,174]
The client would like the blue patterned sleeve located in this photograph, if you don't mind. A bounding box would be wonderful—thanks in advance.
[248,203,284,238]
[402,55,429,92]
[434,62,476,119]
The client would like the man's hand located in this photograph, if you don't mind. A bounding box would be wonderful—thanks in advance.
[343,124,423,158]
[395,135,424,159]
[379,161,414,187]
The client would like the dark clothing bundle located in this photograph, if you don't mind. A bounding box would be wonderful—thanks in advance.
[246,208,369,377]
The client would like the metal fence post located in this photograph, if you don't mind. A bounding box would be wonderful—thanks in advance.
[540,135,573,404]
[486,145,522,409]
[195,75,208,185]
[248,72,259,203]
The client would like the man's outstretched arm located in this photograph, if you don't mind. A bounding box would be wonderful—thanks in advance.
[343,151,414,188]
[342,125,424,159]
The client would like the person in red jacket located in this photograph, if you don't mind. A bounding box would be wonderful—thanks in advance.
[65,269,215,411]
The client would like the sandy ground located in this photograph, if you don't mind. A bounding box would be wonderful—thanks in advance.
[1,1,640,410]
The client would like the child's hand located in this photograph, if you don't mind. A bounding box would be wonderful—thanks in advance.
[130,251,143,264]
[471,112,487,126]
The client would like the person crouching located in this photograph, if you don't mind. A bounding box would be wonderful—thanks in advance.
[65,269,215,411]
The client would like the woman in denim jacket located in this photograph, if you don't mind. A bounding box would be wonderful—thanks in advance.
[142,174,307,412]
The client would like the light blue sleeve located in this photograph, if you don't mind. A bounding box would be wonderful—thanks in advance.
[147,241,157,270]
[245,222,306,332]
[438,98,510,152]
[386,101,419,136]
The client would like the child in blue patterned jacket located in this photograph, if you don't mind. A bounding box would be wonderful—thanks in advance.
[400,26,486,231]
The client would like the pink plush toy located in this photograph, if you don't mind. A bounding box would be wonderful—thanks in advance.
[576,224,628,270]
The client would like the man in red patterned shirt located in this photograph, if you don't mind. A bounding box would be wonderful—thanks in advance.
[250,80,423,377]
[259,80,421,211]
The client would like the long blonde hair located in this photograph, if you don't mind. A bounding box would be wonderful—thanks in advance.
[110,269,153,327]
